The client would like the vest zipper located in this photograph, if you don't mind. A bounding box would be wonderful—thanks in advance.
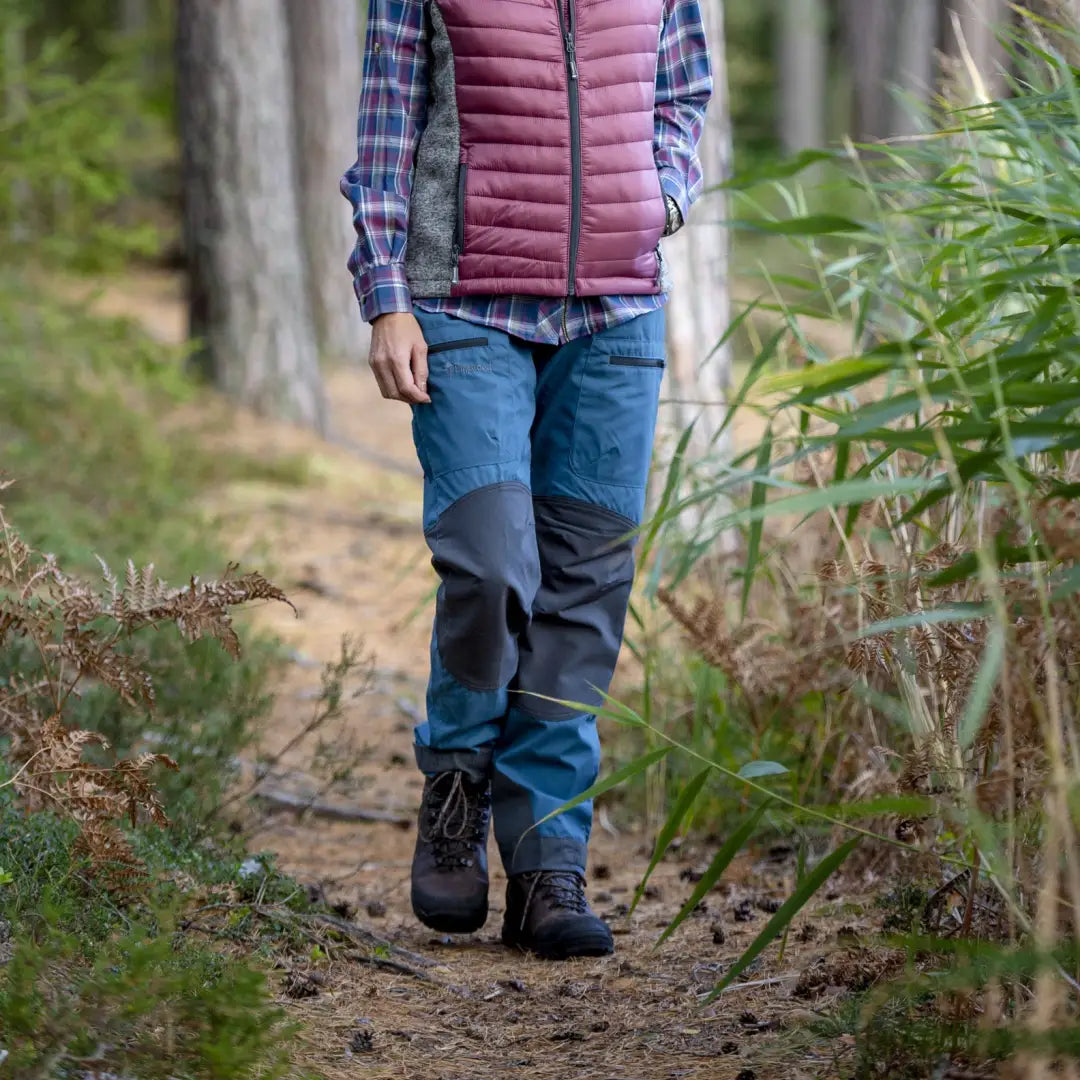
[556,0,581,340]
[452,161,468,285]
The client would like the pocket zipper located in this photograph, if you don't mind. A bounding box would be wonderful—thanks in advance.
[609,355,665,369]
[427,336,487,356]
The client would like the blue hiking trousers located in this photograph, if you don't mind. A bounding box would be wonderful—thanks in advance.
[410,305,666,876]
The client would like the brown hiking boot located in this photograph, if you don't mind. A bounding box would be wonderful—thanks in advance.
[502,870,614,960]
[410,771,491,933]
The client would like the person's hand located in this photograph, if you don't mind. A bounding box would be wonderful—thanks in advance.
[369,312,431,404]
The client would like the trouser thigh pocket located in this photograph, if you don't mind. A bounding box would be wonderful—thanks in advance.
[411,320,513,481]
[570,342,665,492]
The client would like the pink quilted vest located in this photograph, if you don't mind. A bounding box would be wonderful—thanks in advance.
[437,0,667,298]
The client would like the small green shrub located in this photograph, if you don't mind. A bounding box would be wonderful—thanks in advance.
[1,905,296,1078]
[0,797,322,1078]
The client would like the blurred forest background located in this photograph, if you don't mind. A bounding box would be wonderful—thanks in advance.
[4,2,1080,1079]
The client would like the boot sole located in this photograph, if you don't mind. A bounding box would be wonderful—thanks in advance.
[501,924,614,960]
[412,900,488,935]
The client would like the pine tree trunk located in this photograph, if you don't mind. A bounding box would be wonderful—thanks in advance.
[660,0,733,489]
[892,0,939,136]
[175,0,326,430]
[779,0,828,154]
[842,0,892,140]
[943,0,1011,100]
[285,0,366,365]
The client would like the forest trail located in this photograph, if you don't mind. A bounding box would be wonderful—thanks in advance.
[98,274,860,1080]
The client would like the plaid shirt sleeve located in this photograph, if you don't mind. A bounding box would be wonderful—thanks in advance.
[654,0,713,225]
[340,1,429,323]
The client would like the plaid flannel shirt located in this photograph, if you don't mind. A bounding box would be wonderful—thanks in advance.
[342,0,712,345]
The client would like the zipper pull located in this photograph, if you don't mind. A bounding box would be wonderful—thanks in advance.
[565,35,578,79]
[451,243,461,285]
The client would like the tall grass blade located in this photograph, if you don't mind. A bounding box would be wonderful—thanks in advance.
[656,800,772,948]
[737,760,789,780]
[715,326,786,443]
[740,428,773,619]
[531,747,671,829]
[958,624,1005,749]
[667,475,929,531]
[707,837,861,1001]
[631,767,711,916]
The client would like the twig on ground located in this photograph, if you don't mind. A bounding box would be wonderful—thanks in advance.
[253,787,410,826]
[340,948,459,987]
[711,974,800,996]
[187,901,437,970]
[291,909,438,969]
[923,869,971,931]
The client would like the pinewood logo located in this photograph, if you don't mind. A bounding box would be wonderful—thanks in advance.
[446,362,493,375]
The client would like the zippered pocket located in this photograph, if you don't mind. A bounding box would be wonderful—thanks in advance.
[571,339,666,489]
[609,355,665,369]
[452,161,468,283]
[427,336,487,356]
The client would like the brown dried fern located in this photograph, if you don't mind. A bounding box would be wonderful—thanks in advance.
[661,493,1079,863]
[0,496,291,895]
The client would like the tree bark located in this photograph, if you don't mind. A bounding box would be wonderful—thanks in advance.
[659,0,733,499]
[943,0,1011,101]
[779,0,828,154]
[285,0,366,365]
[842,0,892,141]
[176,0,326,430]
[892,0,939,136]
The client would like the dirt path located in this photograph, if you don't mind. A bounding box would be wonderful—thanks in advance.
[99,276,861,1080]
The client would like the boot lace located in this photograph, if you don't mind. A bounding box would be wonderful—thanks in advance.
[419,771,489,871]
[520,871,589,929]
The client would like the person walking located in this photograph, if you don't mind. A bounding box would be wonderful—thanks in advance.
[342,0,712,960]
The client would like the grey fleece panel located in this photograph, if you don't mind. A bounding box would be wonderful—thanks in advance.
[430,481,540,693]
[515,497,637,720]
[405,2,458,298]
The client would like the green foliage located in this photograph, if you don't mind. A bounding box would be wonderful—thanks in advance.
[0,236,315,1073]
[725,0,779,164]
[821,934,1080,1077]
[2,909,294,1079]
[0,282,298,831]
[657,798,774,947]
[875,883,931,936]
[712,836,860,999]
[0,798,316,1078]
[631,766,711,914]
[0,1,169,270]
[589,28,1080,1071]
[0,277,306,573]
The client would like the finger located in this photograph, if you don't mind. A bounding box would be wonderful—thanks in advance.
[370,357,401,401]
[410,343,431,403]
[391,352,429,405]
